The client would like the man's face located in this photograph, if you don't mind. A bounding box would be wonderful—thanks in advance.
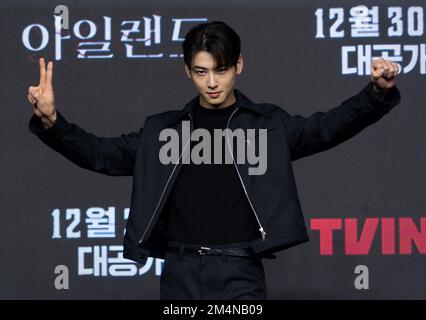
[184,50,243,109]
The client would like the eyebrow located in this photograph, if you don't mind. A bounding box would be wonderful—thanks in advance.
[192,65,227,71]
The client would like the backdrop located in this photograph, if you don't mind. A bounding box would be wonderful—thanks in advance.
[1,0,425,299]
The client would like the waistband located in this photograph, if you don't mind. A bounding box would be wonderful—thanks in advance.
[166,241,256,258]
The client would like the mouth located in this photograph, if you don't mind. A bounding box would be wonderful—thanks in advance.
[207,91,222,98]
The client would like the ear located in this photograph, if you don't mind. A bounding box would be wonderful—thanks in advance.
[184,64,192,79]
[236,54,243,75]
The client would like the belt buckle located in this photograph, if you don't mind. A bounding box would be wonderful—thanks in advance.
[197,246,211,255]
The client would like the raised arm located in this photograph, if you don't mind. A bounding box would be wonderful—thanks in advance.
[27,58,141,176]
[282,58,402,161]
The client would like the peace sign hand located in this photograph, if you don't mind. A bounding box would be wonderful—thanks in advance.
[28,57,57,128]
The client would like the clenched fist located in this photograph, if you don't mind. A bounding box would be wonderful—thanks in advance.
[371,58,399,94]
[28,57,56,129]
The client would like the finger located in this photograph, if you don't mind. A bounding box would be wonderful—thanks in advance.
[29,86,38,97]
[389,63,397,78]
[386,61,397,79]
[382,60,391,78]
[372,58,385,72]
[28,93,37,105]
[394,63,399,75]
[32,105,42,117]
[31,88,41,102]
[372,68,384,81]
[46,61,53,88]
[371,58,381,70]
[391,62,399,77]
[29,86,38,98]
[39,57,46,86]
[371,62,384,80]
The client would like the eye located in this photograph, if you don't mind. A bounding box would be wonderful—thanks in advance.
[195,70,206,75]
[217,68,227,74]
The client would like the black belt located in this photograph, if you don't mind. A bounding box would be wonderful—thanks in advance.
[166,244,255,257]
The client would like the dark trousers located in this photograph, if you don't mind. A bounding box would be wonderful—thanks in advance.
[159,241,267,300]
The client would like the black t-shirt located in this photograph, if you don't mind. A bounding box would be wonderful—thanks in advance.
[152,99,260,245]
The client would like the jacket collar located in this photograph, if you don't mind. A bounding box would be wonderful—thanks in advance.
[166,88,267,126]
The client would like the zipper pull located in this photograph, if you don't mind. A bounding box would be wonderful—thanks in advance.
[260,227,266,241]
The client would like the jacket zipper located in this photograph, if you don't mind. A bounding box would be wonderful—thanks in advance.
[226,107,267,241]
[138,113,193,244]
[138,108,267,244]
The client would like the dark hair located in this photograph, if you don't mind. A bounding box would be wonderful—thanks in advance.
[182,21,241,70]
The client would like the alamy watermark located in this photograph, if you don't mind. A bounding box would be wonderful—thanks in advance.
[54,5,69,30]
[159,121,268,175]
[54,264,69,290]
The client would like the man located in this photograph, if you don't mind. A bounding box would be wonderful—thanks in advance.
[27,21,401,299]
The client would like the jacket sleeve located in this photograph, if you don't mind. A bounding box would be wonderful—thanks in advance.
[281,82,401,161]
[28,111,142,176]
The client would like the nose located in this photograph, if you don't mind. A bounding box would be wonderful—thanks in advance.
[207,72,218,89]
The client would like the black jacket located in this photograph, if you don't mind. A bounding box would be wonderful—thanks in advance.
[29,82,401,263]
